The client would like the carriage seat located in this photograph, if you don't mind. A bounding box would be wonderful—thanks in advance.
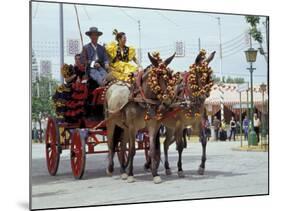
[90,87,105,106]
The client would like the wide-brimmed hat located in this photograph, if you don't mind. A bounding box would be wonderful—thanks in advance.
[85,27,103,36]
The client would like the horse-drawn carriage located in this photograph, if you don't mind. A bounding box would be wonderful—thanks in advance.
[45,73,150,179]
[45,49,216,183]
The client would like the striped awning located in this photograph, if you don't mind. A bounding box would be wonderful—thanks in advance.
[205,83,268,105]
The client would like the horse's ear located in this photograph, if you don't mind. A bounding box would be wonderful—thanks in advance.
[164,52,176,66]
[195,53,203,65]
[205,51,216,64]
[148,52,159,67]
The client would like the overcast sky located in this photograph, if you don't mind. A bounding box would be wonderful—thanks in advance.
[31,1,268,84]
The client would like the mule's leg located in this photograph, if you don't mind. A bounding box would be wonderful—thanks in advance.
[155,130,161,170]
[164,128,174,175]
[147,122,162,184]
[119,132,128,180]
[145,129,161,172]
[176,136,185,177]
[106,123,115,176]
[198,128,207,175]
[126,127,136,183]
[144,154,151,171]
[182,128,187,148]
[143,132,151,171]
[163,139,170,175]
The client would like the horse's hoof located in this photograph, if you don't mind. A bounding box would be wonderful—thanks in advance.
[198,167,205,175]
[106,168,113,176]
[121,173,128,180]
[177,170,185,178]
[127,176,135,183]
[144,164,151,172]
[165,169,172,175]
[153,176,162,184]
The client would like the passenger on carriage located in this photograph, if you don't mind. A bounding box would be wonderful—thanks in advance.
[53,57,88,123]
[80,27,109,86]
[105,29,142,82]
[74,53,86,80]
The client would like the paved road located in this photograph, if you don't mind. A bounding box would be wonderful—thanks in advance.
[31,141,268,210]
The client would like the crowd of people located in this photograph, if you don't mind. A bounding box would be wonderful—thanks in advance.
[211,113,261,143]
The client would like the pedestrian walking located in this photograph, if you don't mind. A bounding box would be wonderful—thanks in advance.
[212,116,220,141]
[219,120,227,141]
[229,116,236,141]
[243,116,249,141]
[253,113,261,143]
[32,127,36,142]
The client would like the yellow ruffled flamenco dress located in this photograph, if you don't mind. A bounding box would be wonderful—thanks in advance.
[105,41,138,82]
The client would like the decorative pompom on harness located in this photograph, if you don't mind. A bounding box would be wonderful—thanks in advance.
[183,52,214,118]
[143,60,182,121]
[188,62,213,98]
[147,64,181,102]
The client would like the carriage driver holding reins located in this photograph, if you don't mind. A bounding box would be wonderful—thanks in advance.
[80,27,109,86]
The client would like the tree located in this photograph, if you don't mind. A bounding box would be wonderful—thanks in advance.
[245,16,263,43]
[212,74,221,83]
[32,76,59,142]
[32,49,39,83]
[213,74,245,84]
[245,15,268,61]
[226,76,245,84]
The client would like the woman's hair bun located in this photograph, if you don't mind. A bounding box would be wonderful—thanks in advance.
[112,29,118,36]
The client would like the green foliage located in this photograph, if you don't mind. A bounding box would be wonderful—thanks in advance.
[212,74,221,83]
[249,27,263,43]
[245,16,260,27]
[222,76,225,83]
[245,15,263,44]
[213,74,245,84]
[32,76,59,122]
[226,76,245,84]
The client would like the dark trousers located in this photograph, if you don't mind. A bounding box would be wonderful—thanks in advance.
[229,128,236,141]
[215,129,219,140]
[254,127,260,143]
[244,128,248,140]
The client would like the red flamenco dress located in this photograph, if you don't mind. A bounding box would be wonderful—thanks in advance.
[64,64,88,123]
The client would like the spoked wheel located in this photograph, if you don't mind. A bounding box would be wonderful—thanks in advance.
[70,129,86,179]
[45,117,61,176]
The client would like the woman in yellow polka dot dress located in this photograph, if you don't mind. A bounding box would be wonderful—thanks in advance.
[105,29,141,82]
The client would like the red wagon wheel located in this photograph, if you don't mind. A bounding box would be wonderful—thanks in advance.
[70,129,86,179]
[45,117,60,176]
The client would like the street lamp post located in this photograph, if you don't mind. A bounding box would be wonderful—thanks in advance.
[59,3,64,84]
[260,83,267,145]
[217,17,224,123]
[246,83,249,119]
[244,47,258,146]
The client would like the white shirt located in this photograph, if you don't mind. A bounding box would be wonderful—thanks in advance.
[253,118,261,127]
[90,43,99,68]
[91,43,99,61]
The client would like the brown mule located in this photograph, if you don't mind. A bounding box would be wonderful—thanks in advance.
[105,53,177,184]
[144,50,216,177]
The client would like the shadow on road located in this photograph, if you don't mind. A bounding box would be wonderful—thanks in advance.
[132,170,247,182]
[32,152,246,185]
